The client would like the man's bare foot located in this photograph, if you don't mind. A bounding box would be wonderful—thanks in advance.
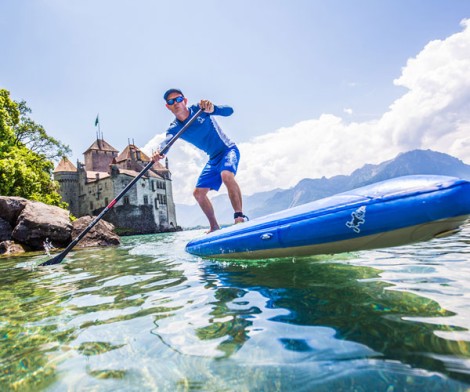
[206,226,220,234]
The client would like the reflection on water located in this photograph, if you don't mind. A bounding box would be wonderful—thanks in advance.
[0,224,469,391]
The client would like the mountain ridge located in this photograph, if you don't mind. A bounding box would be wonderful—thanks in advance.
[176,149,470,228]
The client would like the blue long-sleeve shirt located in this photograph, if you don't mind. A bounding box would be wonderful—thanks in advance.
[160,104,235,159]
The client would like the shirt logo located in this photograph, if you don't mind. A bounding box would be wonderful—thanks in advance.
[197,116,205,124]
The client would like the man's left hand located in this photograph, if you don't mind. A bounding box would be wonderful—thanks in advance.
[199,100,214,113]
[152,151,165,162]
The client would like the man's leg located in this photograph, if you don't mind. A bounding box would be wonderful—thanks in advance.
[221,170,244,224]
[193,187,220,232]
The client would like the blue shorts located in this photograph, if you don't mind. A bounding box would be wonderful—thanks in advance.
[196,147,240,191]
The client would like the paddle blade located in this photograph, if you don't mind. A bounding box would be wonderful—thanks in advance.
[38,251,67,266]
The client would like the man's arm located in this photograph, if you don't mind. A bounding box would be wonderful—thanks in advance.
[199,99,233,117]
[213,105,234,116]
[152,131,175,161]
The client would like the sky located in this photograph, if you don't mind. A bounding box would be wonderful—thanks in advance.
[1,1,470,204]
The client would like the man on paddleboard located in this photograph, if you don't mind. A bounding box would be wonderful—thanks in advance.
[153,88,247,233]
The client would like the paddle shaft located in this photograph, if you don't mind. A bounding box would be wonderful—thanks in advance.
[40,108,203,266]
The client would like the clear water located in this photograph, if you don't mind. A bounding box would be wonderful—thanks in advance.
[1,223,470,391]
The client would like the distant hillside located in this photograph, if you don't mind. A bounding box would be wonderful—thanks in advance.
[176,149,470,228]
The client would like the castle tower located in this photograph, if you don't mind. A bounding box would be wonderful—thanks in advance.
[83,138,119,172]
[54,157,79,216]
[115,142,148,172]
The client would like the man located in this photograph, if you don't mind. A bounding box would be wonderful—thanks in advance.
[153,88,247,232]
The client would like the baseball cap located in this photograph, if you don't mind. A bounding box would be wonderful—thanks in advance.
[163,88,184,101]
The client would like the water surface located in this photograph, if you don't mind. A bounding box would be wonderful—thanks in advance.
[1,223,469,391]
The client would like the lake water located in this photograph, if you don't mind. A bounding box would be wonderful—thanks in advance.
[1,223,470,391]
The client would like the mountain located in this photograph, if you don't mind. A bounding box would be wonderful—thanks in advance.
[175,149,470,228]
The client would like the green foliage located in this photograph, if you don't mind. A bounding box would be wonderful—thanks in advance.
[0,88,68,208]
[0,89,19,151]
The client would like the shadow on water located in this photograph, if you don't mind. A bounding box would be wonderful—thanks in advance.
[195,250,470,389]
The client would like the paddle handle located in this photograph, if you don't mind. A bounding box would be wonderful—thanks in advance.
[39,108,203,266]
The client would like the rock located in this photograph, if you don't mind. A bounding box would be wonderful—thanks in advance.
[72,216,121,248]
[0,196,28,226]
[0,217,13,241]
[0,240,26,255]
[12,202,72,250]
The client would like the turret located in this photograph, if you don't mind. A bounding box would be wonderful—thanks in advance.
[53,157,79,216]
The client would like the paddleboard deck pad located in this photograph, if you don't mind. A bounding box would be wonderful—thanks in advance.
[185,175,470,259]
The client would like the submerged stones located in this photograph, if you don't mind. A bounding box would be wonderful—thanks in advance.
[0,196,120,256]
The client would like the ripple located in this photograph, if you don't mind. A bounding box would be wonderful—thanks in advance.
[1,225,469,390]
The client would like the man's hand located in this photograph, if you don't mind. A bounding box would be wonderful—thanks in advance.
[152,151,165,162]
[199,99,214,113]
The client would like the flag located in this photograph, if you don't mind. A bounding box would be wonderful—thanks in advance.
[95,114,99,127]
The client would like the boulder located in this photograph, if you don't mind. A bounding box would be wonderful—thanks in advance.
[12,202,72,250]
[0,196,28,226]
[0,240,26,255]
[0,217,12,241]
[72,216,121,248]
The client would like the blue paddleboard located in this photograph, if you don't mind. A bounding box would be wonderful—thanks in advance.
[185,175,470,259]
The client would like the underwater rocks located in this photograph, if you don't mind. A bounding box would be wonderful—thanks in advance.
[0,196,120,256]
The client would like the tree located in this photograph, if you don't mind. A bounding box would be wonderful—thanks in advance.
[14,100,71,160]
[0,89,68,207]
[0,89,19,150]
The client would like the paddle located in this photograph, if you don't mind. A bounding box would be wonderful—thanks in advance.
[39,108,203,266]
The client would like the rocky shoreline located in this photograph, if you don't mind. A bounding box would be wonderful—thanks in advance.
[0,196,120,256]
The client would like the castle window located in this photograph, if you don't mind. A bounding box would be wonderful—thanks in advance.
[90,201,94,210]
[154,198,159,209]
[156,194,167,205]
[123,196,130,205]
[151,181,155,191]
[143,195,148,205]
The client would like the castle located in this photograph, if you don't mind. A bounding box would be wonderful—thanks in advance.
[54,137,179,235]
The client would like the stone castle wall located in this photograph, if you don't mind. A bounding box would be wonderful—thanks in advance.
[54,141,178,235]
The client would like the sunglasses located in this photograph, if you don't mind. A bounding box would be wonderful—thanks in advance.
[166,96,184,105]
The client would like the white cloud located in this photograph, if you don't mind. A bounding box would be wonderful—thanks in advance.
[143,133,206,204]
[144,19,470,204]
